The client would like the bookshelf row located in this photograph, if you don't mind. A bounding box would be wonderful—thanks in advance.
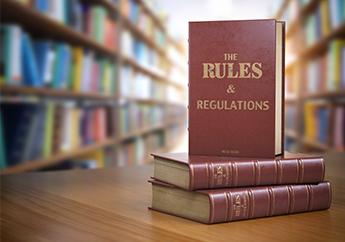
[1,0,184,90]
[0,116,186,175]
[276,0,345,153]
[285,102,345,152]
[286,22,345,72]
[286,131,332,151]
[0,85,185,106]
[0,0,188,173]
[1,0,118,57]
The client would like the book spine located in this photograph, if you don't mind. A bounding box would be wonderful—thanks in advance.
[208,182,331,224]
[189,158,325,190]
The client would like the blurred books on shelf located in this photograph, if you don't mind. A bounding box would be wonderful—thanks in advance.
[277,0,345,154]
[304,101,331,146]
[1,25,117,95]
[0,0,187,174]
[11,0,118,48]
[304,40,345,94]
[0,101,114,167]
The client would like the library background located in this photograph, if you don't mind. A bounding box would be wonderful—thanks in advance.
[0,0,344,175]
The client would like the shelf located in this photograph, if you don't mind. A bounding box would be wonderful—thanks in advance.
[122,16,165,56]
[84,0,118,13]
[0,0,188,174]
[121,96,185,107]
[0,85,115,100]
[285,129,300,139]
[285,59,298,73]
[136,0,166,33]
[122,56,164,80]
[0,118,186,175]
[120,96,165,105]
[122,56,185,90]
[285,97,298,103]
[0,138,116,175]
[138,128,186,165]
[167,36,185,54]
[284,22,345,72]
[300,22,345,60]
[1,0,117,58]
[286,0,320,38]
[302,138,330,151]
[274,0,289,20]
[303,90,345,100]
[118,117,185,142]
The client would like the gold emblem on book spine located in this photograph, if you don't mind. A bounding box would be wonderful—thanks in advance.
[214,166,227,185]
[233,194,247,217]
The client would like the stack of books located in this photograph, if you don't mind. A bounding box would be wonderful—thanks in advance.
[149,20,332,224]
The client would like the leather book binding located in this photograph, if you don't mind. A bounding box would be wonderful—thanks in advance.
[150,180,332,224]
[188,19,285,157]
[152,152,325,190]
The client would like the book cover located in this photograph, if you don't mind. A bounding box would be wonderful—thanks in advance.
[152,152,325,190]
[43,102,55,158]
[1,102,40,165]
[334,106,345,150]
[35,0,49,13]
[22,33,40,87]
[33,40,54,87]
[22,103,42,161]
[188,20,285,158]
[0,112,6,169]
[60,103,73,151]
[150,180,332,224]
[52,104,64,153]
[71,47,83,91]
[52,44,64,88]
[1,25,22,85]
[28,104,47,160]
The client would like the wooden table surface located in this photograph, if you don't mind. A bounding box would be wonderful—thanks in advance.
[1,153,345,242]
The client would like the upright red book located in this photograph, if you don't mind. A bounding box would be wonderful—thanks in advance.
[189,20,285,157]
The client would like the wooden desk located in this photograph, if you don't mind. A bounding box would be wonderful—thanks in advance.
[1,153,345,242]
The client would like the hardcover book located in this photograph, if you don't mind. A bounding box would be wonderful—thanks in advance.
[189,20,285,157]
[150,180,332,224]
[152,152,325,190]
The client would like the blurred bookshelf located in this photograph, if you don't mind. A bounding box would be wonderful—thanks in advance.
[274,0,345,153]
[0,0,187,174]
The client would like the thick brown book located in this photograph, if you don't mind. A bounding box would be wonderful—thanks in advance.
[152,152,325,190]
[189,19,285,157]
[150,180,332,224]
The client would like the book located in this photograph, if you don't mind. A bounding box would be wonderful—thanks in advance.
[33,40,51,86]
[304,101,332,146]
[27,104,47,161]
[22,33,40,86]
[327,40,345,91]
[22,103,43,161]
[150,179,332,224]
[43,102,55,158]
[188,20,285,158]
[342,47,345,88]
[333,105,345,151]
[152,152,325,190]
[52,43,72,89]
[0,112,6,169]
[1,24,22,85]
[0,102,41,165]
[329,0,345,28]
